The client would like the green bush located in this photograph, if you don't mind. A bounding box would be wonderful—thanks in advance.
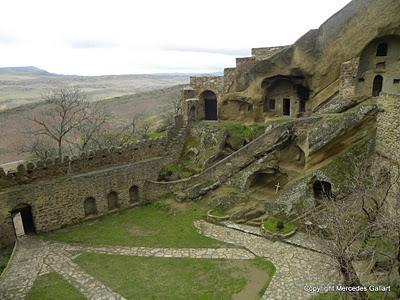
[263,217,297,235]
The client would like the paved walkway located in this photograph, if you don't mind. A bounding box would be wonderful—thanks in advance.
[0,221,339,300]
[194,221,340,300]
[0,236,255,300]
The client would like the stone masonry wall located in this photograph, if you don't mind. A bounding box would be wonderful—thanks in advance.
[189,76,224,97]
[235,57,256,71]
[251,46,287,61]
[0,138,168,189]
[339,57,360,100]
[0,157,168,248]
[0,119,187,247]
[376,93,400,161]
[223,68,236,93]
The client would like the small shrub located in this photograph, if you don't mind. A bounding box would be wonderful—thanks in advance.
[276,221,285,231]
[263,217,297,235]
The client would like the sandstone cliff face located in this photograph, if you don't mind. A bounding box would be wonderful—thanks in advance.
[224,0,400,121]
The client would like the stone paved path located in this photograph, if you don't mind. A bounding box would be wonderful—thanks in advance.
[0,221,339,300]
[64,244,255,260]
[0,237,48,300]
[194,220,340,300]
[0,236,255,299]
[222,221,327,253]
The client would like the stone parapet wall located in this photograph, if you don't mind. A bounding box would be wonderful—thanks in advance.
[0,138,168,189]
[0,118,186,189]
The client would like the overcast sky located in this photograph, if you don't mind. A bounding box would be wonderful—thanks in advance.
[0,0,351,75]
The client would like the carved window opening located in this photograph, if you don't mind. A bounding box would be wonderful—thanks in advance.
[376,43,388,56]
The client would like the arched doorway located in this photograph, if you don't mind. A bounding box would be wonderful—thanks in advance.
[372,75,383,96]
[201,90,218,120]
[84,197,97,217]
[11,204,35,237]
[129,185,139,203]
[107,191,120,210]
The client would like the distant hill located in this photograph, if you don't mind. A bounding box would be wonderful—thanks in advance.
[0,84,186,164]
[0,66,52,75]
[0,69,190,110]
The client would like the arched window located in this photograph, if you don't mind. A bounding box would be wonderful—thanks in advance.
[372,75,383,97]
[129,185,139,203]
[376,43,388,56]
[84,197,97,216]
[107,191,120,210]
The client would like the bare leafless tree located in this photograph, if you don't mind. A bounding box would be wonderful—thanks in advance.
[308,196,371,300]
[307,156,400,299]
[21,137,58,160]
[69,103,112,152]
[160,97,181,129]
[29,87,89,158]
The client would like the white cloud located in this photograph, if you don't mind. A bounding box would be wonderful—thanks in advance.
[0,0,352,75]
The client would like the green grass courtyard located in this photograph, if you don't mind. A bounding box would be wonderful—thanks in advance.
[30,197,276,299]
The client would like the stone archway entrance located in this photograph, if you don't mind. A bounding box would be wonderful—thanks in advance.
[201,90,218,120]
[11,204,35,237]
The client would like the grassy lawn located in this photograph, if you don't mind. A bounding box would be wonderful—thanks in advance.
[44,199,226,248]
[75,253,275,300]
[26,272,85,300]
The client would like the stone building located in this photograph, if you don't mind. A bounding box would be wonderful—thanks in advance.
[182,0,400,122]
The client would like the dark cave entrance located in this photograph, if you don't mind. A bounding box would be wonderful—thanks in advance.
[249,170,289,192]
[283,98,291,116]
[313,181,333,200]
[11,204,36,236]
